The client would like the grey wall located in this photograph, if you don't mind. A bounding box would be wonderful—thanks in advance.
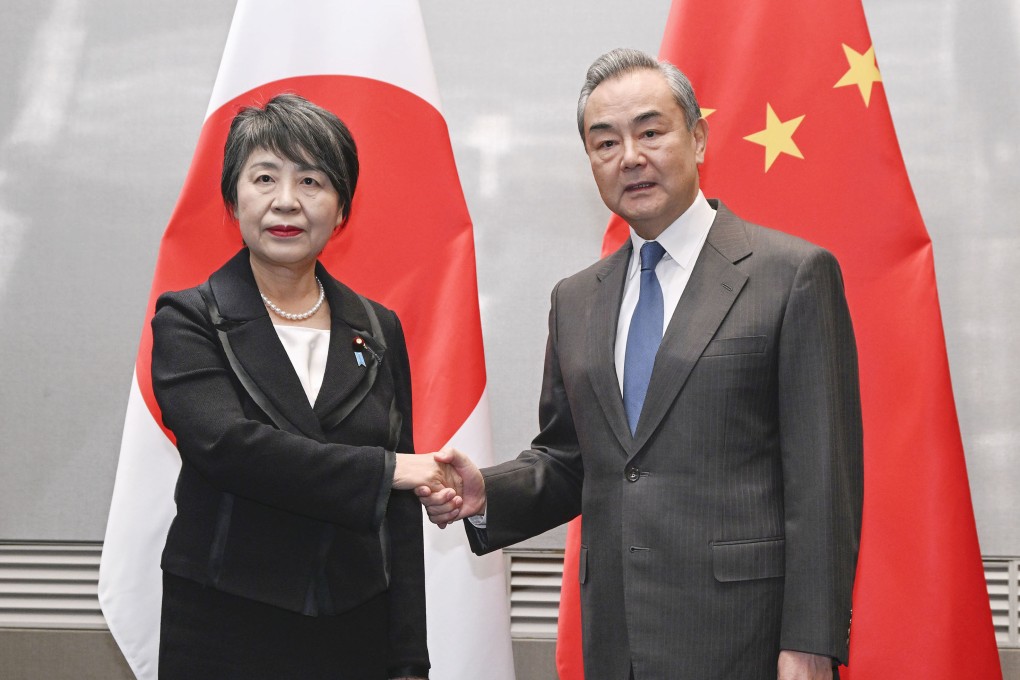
[0,0,1016,561]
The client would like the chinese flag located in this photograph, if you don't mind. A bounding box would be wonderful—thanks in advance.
[557,1,1001,678]
[98,2,515,679]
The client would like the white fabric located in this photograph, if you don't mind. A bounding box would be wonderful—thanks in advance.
[272,325,330,406]
[97,374,181,680]
[208,1,442,117]
[614,191,716,393]
[423,388,513,677]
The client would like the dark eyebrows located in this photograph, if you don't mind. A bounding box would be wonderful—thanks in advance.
[245,159,323,174]
[587,110,664,137]
[246,160,281,171]
[634,110,663,124]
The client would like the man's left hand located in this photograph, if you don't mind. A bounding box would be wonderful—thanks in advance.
[777,650,834,680]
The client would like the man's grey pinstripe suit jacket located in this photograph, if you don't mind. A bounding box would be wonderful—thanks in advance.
[465,200,863,680]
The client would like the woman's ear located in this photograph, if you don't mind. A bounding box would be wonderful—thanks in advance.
[331,205,346,234]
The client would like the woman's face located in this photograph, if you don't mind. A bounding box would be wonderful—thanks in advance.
[235,147,345,270]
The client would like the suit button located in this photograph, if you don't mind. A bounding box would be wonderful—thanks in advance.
[626,467,640,482]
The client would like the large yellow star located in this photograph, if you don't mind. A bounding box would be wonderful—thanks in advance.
[743,103,805,172]
[834,43,882,106]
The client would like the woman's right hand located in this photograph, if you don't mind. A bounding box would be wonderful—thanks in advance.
[392,453,461,495]
[415,447,486,528]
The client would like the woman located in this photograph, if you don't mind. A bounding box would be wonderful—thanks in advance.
[151,94,445,679]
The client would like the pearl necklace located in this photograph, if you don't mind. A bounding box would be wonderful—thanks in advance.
[260,277,325,321]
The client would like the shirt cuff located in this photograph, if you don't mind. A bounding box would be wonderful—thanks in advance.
[466,507,487,529]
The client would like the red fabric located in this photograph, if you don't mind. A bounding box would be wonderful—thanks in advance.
[136,75,484,455]
[557,2,1000,678]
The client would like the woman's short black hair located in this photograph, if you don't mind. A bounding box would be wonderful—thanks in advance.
[221,93,359,224]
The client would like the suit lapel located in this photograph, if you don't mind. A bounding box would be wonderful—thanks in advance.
[586,243,633,453]
[208,250,325,439]
[311,264,384,430]
[630,203,751,455]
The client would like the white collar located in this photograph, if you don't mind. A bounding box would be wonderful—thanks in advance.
[626,191,716,278]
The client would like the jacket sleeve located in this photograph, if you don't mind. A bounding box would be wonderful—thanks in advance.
[776,248,864,666]
[382,314,431,678]
[151,288,393,533]
[465,279,584,554]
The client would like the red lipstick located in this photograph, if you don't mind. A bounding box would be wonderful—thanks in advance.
[268,225,302,237]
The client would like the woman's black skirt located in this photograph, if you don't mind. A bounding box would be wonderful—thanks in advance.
[159,572,387,679]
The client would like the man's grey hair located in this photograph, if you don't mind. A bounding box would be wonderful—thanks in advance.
[576,48,701,142]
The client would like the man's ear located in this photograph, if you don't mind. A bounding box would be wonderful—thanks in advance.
[693,117,709,164]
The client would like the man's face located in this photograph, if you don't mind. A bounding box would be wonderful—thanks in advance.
[583,69,707,240]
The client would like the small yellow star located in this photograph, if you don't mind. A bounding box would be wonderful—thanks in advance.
[743,103,805,172]
[700,108,716,118]
[834,43,882,106]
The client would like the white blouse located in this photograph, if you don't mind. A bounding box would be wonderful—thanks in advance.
[273,325,330,406]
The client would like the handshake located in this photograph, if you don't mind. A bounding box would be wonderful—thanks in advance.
[392,448,486,528]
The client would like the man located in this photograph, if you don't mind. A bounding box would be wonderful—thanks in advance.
[420,48,863,680]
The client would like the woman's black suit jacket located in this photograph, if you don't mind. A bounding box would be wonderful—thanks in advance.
[151,249,428,674]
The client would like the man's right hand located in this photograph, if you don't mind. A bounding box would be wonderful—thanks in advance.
[415,446,486,529]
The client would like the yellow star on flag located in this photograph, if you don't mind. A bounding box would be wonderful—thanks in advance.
[834,43,882,106]
[743,103,805,172]
[701,108,716,118]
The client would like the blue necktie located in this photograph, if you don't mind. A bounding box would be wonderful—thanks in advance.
[623,241,667,434]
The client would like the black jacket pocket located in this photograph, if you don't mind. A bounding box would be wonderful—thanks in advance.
[712,536,785,582]
[702,335,767,357]
[578,544,588,585]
